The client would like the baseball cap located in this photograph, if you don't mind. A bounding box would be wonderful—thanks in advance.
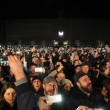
[43,76,56,84]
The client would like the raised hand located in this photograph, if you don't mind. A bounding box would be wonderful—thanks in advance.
[8,55,26,81]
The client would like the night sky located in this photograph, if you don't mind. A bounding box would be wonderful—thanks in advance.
[0,1,110,44]
[1,1,110,19]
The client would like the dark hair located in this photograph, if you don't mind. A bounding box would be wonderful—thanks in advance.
[103,79,110,96]
[0,82,16,101]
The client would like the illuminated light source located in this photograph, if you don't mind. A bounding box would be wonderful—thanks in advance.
[3,53,6,56]
[58,31,64,37]
[54,42,58,45]
[63,41,68,45]
[53,40,58,45]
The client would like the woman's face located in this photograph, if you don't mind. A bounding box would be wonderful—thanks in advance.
[4,88,16,105]
[32,79,42,92]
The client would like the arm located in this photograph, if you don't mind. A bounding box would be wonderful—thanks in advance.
[8,55,37,110]
[49,64,64,77]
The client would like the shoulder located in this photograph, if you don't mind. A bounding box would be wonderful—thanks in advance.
[0,101,10,110]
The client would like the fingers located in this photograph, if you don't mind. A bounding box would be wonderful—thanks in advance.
[76,106,89,110]
[8,55,20,63]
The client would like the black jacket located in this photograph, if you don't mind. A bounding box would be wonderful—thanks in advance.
[16,82,39,110]
[68,85,108,110]
[0,100,18,110]
[16,81,63,110]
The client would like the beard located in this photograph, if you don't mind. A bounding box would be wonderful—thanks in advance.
[80,83,93,93]
[45,90,54,95]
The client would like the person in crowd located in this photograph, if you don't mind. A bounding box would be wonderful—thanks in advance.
[101,59,110,70]
[105,47,110,61]
[73,60,81,67]
[60,78,73,92]
[58,79,73,110]
[28,63,37,75]
[68,71,108,110]
[80,62,98,89]
[35,75,58,110]
[0,82,17,110]
[8,55,63,110]
[56,72,66,86]
[100,79,110,110]
[81,62,90,74]
[31,75,43,96]
[73,54,82,64]
[97,65,110,89]
[74,64,81,74]
[101,79,110,103]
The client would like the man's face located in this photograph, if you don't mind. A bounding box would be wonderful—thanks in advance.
[43,81,56,95]
[56,73,65,84]
[81,65,89,74]
[30,65,36,74]
[77,75,93,94]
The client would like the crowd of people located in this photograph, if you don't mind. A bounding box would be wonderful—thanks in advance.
[0,44,110,110]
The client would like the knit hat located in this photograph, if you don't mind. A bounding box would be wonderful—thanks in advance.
[60,79,73,87]
[74,71,86,83]
[31,75,42,83]
[43,76,56,84]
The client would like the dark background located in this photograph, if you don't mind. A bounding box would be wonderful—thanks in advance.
[0,0,110,44]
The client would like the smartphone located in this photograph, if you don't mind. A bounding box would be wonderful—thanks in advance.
[35,67,45,73]
[46,94,62,104]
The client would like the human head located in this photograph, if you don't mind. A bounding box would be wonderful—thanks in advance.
[81,62,90,74]
[74,65,81,73]
[74,71,93,94]
[60,79,73,91]
[31,76,42,92]
[43,76,57,95]
[0,82,16,106]
[100,66,110,75]
[102,79,110,98]
[73,60,81,66]
[56,72,65,85]
[105,60,110,68]
[29,63,37,74]
[74,54,79,60]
